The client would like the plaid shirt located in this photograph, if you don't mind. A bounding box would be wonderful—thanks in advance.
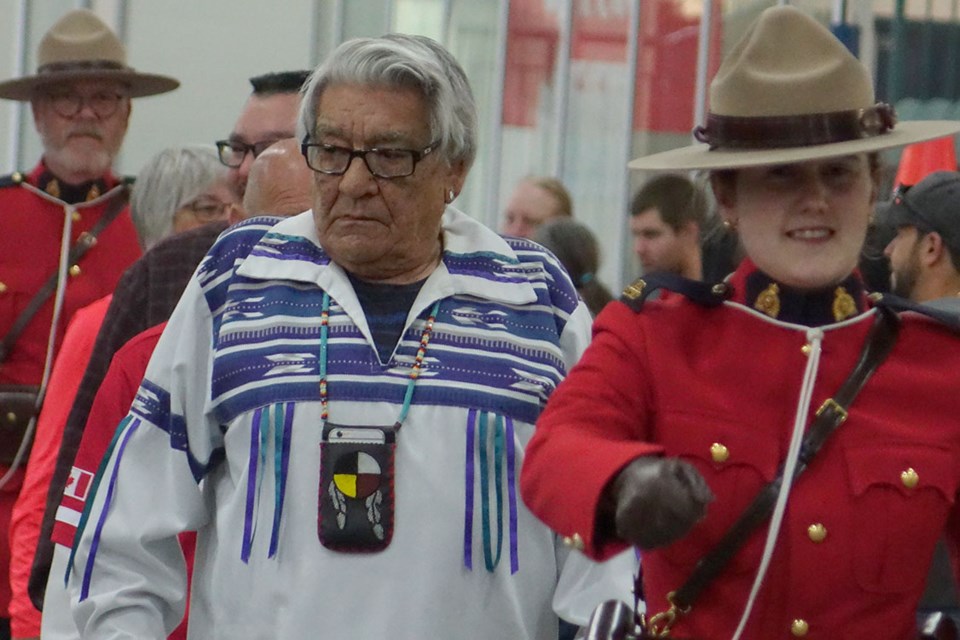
[29,220,229,607]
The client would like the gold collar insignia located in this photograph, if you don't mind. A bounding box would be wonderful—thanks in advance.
[753,282,780,318]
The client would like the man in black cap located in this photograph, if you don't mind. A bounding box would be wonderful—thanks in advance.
[883,170,960,312]
[0,9,177,639]
[880,169,960,636]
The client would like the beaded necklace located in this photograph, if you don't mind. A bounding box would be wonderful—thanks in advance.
[318,291,441,428]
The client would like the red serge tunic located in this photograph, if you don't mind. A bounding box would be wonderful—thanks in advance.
[521,260,960,640]
[0,163,141,386]
[0,162,140,617]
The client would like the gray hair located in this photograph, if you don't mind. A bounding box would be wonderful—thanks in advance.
[298,33,477,169]
[130,145,227,249]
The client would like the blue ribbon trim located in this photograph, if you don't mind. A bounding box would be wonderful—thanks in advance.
[463,408,477,570]
[463,410,519,574]
[480,412,504,572]
[79,417,141,600]
[269,403,294,557]
[67,414,133,589]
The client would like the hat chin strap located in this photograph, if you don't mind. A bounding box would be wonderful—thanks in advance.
[694,103,896,150]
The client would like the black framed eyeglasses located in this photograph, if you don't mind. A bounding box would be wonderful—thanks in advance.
[215,139,281,168]
[45,92,127,119]
[300,139,439,179]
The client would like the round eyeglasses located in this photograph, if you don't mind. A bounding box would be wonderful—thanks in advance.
[181,197,233,222]
[45,92,127,119]
[300,139,439,179]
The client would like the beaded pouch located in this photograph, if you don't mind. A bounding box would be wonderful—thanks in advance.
[318,423,396,552]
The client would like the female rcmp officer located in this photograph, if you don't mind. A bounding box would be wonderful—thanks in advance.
[521,6,960,640]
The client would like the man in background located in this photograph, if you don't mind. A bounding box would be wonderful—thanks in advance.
[501,175,573,239]
[883,171,960,308]
[629,173,706,280]
[0,10,178,639]
[34,138,312,640]
[239,138,313,218]
[880,170,960,635]
[216,70,309,207]
[27,71,306,634]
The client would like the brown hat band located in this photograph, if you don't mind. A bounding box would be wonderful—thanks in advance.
[693,103,897,150]
[37,59,129,75]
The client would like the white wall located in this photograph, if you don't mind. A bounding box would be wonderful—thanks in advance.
[118,0,318,176]
[1,0,681,294]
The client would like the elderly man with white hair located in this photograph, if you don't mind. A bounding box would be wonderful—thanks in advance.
[66,33,635,640]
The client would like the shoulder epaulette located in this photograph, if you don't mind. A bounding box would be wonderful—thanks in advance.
[620,272,729,312]
[870,292,960,332]
[0,172,25,189]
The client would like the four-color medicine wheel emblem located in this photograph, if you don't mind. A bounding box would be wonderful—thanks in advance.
[333,451,382,499]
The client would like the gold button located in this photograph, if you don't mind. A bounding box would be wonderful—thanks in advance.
[71,210,82,222]
[69,264,81,277]
[801,344,812,355]
[901,467,919,489]
[710,442,729,463]
[807,523,827,543]
[562,533,585,551]
[711,283,727,296]
[0,282,7,294]
[5,412,16,424]
[791,618,809,636]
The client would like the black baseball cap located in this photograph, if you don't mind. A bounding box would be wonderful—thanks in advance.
[877,170,960,255]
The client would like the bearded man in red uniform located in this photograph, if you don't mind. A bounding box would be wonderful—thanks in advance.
[0,9,177,638]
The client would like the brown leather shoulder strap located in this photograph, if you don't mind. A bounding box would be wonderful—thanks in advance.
[666,308,899,613]
[0,185,130,363]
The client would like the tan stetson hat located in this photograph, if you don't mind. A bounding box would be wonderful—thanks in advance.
[0,9,179,101]
[629,5,960,171]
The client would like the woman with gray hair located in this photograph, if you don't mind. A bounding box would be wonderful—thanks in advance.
[130,145,237,249]
[68,33,632,640]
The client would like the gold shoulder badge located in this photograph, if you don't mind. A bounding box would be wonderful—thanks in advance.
[754,283,780,318]
[622,278,646,300]
[832,286,857,321]
[45,178,60,199]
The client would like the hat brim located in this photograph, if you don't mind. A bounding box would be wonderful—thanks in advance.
[0,68,179,101]
[628,120,960,171]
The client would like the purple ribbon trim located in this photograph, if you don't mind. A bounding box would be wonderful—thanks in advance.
[463,408,477,570]
[80,417,141,600]
[241,407,264,563]
[506,416,518,574]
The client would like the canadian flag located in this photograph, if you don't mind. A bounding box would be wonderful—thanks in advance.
[64,466,95,501]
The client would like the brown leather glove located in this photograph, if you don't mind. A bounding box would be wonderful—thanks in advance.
[610,456,713,549]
